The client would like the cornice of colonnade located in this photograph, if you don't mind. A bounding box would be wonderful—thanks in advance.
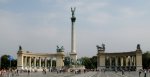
[17,51,57,56]
[105,51,136,54]
[101,51,139,55]
[18,49,65,58]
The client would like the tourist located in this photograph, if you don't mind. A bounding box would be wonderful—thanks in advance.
[42,68,46,74]
[27,70,30,75]
[144,70,147,77]
[139,70,141,77]
[122,70,124,75]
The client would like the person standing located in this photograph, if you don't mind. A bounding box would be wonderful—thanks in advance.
[144,70,146,77]
[139,71,141,77]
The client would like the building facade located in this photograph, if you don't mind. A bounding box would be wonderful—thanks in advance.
[97,44,142,71]
[17,46,65,71]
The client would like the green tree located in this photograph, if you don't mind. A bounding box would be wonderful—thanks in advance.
[90,56,97,69]
[11,59,17,68]
[142,51,150,69]
[1,55,10,69]
[80,57,90,69]
[1,55,17,69]
[64,56,70,66]
[80,56,97,69]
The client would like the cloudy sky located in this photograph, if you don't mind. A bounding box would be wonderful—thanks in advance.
[0,0,150,58]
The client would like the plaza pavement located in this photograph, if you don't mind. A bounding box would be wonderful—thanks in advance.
[5,71,150,77]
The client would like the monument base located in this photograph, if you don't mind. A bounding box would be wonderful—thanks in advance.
[70,52,77,63]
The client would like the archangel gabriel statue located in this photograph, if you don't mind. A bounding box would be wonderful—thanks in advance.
[71,7,76,17]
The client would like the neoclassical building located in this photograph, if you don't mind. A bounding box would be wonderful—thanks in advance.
[97,44,142,71]
[17,46,65,71]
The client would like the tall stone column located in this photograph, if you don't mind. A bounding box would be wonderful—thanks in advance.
[39,57,41,68]
[130,56,132,66]
[109,57,112,69]
[121,57,123,66]
[126,56,128,67]
[29,57,31,69]
[45,58,47,68]
[133,56,136,66]
[115,57,118,67]
[34,57,36,68]
[50,58,53,72]
[51,58,52,67]
[26,57,28,68]
[115,56,118,70]
[24,56,26,68]
[70,7,77,63]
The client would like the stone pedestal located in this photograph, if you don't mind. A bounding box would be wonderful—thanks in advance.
[97,53,105,70]
[136,50,142,71]
[17,51,24,70]
[70,52,77,64]
[56,52,65,69]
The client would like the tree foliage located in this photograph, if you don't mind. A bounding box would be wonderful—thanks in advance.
[0,55,17,69]
[80,56,97,69]
[142,51,150,69]
[64,56,70,66]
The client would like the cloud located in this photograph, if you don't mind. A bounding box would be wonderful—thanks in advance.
[119,7,146,18]
[0,10,61,55]
[87,12,112,26]
[0,10,21,39]
[0,0,12,3]
[1,0,150,58]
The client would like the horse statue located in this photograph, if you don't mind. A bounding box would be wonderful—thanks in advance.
[96,44,105,51]
[56,45,64,52]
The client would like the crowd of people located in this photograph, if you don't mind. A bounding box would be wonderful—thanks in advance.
[0,68,19,77]
[1,67,150,77]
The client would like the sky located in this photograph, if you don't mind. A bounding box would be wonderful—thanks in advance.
[0,0,150,58]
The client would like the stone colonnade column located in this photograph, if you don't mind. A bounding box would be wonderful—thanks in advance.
[51,58,53,67]
[29,57,31,69]
[121,57,123,66]
[133,56,136,66]
[126,56,128,67]
[109,57,111,69]
[39,57,41,68]
[130,56,132,66]
[24,56,27,68]
[50,57,53,72]
[115,57,118,67]
[21,55,56,71]
[20,55,56,71]
[45,58,47,68]
[34,57,36,68]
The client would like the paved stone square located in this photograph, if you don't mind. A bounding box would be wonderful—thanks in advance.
[4,71,150,77]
